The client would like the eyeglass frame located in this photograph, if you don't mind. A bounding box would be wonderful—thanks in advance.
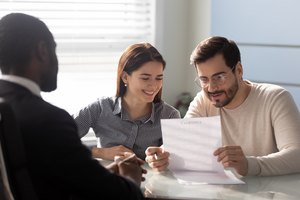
[194,65,236,89]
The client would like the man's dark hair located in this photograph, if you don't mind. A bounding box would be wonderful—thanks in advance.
[0,13,54,74]
[190,36,241,70]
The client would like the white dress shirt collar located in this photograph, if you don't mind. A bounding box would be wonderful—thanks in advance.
[0,75,41,97]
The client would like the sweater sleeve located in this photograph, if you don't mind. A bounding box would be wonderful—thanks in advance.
[185,91,219,118]
[185,92,206,118]
[247,89,300,176]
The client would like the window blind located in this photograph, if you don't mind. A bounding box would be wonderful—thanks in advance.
[0,0,155,113]
[0,0,154,72]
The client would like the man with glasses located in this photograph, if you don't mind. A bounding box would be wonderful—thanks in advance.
[145,36,300,177]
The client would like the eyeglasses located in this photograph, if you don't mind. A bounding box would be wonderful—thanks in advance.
[194,66,236,89]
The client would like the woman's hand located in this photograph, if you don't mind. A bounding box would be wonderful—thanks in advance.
[145,146,169,172]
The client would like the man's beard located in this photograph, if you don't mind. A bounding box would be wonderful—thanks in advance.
[207,77,239,108]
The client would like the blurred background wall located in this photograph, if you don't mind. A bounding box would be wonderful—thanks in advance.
[158,0,300,112]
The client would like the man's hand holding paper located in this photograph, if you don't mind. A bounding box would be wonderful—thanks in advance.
[149,116,244,184]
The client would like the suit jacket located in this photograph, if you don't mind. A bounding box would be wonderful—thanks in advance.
[0,80,144,200]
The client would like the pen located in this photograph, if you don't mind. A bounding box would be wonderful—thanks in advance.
[114,153,136,164]
[106,153,136,171]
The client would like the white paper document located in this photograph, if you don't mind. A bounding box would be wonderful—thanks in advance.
[161,116,244,184]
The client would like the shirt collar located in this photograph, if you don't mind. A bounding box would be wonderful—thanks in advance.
[112,97,155,123]
[112,97,122,115]
[0,75,41,97]
[146,104,155,123]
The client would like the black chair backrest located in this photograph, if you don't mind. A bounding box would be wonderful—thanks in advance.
[0,101,38,200]
[0,124,14,200]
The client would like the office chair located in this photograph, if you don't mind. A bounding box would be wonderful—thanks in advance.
[0,101,38,200]
[0,136,14,200]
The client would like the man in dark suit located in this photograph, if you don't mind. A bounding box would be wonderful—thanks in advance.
[0,13,145,199]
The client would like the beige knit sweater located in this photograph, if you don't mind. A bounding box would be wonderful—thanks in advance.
[185,81,300,176]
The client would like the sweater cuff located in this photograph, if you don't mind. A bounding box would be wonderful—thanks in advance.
[246,156,261,176]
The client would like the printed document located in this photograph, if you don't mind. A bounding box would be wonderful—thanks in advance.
[161,116,244,184]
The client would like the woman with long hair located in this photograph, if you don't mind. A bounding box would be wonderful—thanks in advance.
[73,42,180,161]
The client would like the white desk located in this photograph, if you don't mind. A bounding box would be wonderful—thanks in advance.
[98,159,300,199]
[142,167,300,200]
